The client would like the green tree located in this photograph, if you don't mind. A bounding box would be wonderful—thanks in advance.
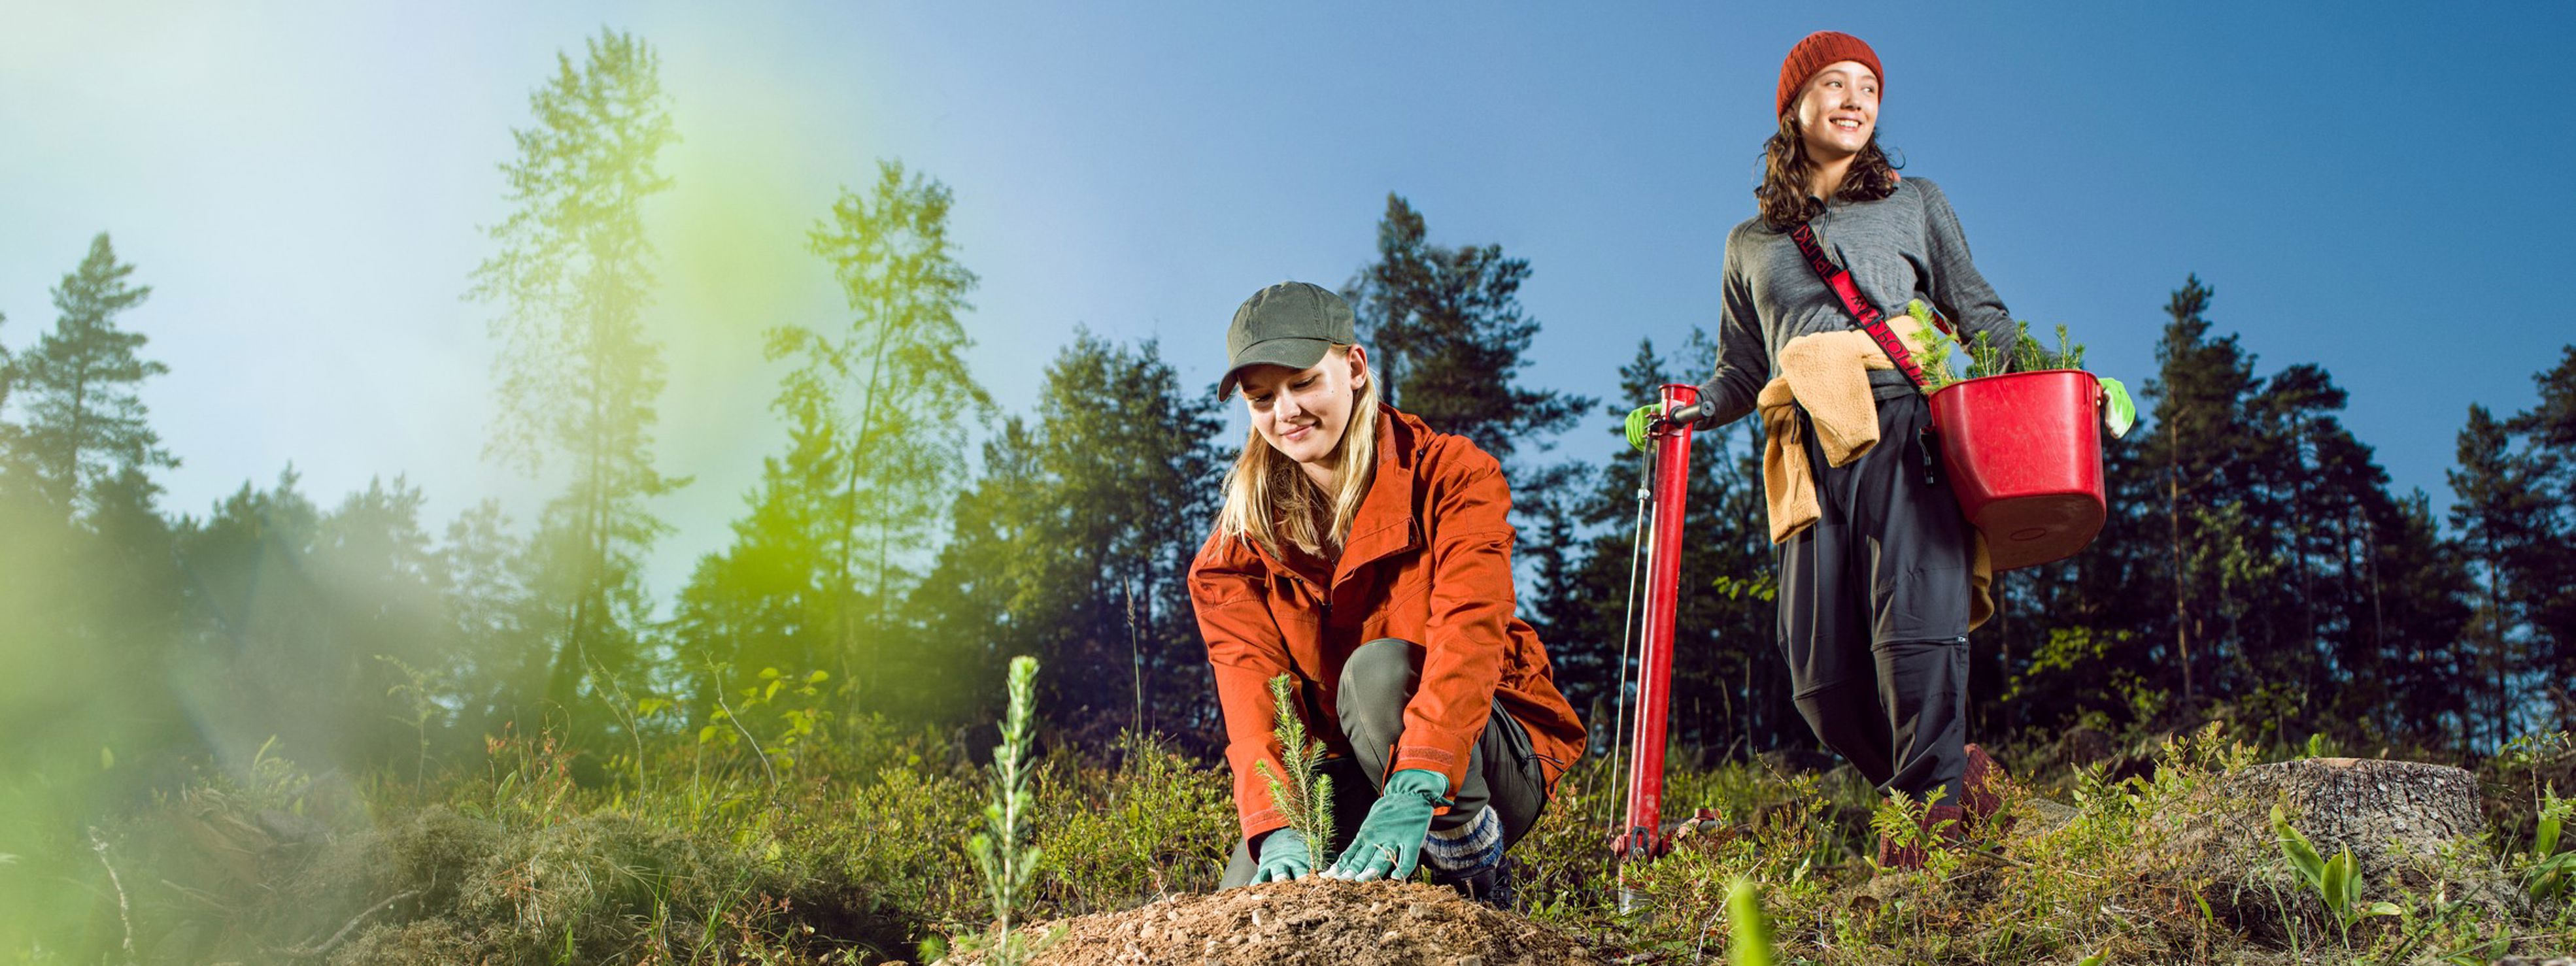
[1986,278,2471,749]
[1548,334,1786,754]
[2138,275,2258,711]
[1344,194,1591,472]
[788,160,986,684]
[2507,346,2576,729]
[158,471,454,771]
[2449,404,2549,748]
[1027,333,1223,741]
[911,333,1222,744]
[674,161,985,718]
[671,400,839,711]
[0,307,29,499]
[906,417,1048,723]
[439,499,545,743]
[0,307,14,429]
[15,233,171,515]
[2222,363,2468,744]
[466,30,686,729]
[2354,489,2475,745]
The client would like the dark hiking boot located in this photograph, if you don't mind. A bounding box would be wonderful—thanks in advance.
[1434,853,1517,909]
[1874,803,1966,872]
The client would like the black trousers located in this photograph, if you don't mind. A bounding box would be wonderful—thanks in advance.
[1218,638,1547,887]
[1776,392,1974,808]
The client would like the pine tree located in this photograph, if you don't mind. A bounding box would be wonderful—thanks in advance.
[2507,346,2576,729]
[671,382,845,727]
[1027,333,1223,743]
[1981,277,2471,748]
[2449,403,2548,748]
[466,30,686,729]
[1344,194,1591,473]
[439,499,543,742]
[911,334,1223,744]
[16,233,172,516]
[907,418,1050,722]
[2140,275,2258,712]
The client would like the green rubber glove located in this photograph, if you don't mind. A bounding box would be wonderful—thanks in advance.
[1322,769,1450,882]
[2098,376,2137,439]
[1624,404,1661,453]
[1251,827,1313,883]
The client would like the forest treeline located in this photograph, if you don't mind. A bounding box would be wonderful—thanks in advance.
[3,31,2573,815]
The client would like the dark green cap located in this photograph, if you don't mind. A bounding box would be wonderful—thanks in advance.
[1219,280,1357,400]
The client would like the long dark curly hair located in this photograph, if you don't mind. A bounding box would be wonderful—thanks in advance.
[1755,113,1902,231]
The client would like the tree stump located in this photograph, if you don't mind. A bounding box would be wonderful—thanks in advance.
[2154,758,2524,937]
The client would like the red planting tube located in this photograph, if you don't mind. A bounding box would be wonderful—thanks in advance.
[1618,383,1698,863]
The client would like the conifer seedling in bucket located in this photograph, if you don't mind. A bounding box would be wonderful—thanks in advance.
[1912,305,2128,571]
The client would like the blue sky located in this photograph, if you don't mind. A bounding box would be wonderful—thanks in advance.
[4,2,2570,602]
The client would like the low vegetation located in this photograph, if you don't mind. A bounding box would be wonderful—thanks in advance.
[22,692,2572,965]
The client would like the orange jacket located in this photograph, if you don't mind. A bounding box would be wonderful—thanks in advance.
[1189,405,1585,840]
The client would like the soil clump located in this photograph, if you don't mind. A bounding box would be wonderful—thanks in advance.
[950,877,1612,965]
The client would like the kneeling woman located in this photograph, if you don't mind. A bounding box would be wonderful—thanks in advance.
[1190,280,1584,899]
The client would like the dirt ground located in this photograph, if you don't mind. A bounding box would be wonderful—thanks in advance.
[945,878,1614,965]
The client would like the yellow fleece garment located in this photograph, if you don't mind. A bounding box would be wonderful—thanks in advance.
[1757,329,1995,630]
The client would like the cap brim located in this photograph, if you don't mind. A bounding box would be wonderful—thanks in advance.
[1217,337,1336,400]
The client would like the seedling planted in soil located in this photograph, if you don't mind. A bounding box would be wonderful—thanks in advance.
[1255,673,1338,869]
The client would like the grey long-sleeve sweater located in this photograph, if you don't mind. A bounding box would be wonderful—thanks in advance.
[1692,176,2014,429]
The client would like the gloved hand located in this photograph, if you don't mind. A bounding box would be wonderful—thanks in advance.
[1251,828,1313,883]
[1322,769,1451,882]
[2098,376,2137,439]
[1624,405,1663,453]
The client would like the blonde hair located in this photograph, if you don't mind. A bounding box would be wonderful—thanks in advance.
[1214,346,1383,562]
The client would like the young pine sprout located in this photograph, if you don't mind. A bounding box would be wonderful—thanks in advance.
[1253,674,1337,869]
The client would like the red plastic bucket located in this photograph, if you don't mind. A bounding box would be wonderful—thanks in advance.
[1926,369,2106,571]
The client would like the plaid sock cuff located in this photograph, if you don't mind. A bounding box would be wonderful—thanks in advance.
[1419,805,1502,874]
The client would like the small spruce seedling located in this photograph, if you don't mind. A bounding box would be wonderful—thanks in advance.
[1253,674,1337,867]
[965,656,1060,965]
[1904,301,1965,391]
[1904,302,2093,389]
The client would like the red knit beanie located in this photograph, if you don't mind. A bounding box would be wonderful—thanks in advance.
[1776,31,1884,119]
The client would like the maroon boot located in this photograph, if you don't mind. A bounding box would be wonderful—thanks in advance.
[1875,803,1967,871]
[1962,743,2010,831]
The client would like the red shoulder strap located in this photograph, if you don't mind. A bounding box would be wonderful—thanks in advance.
[1787,222,1939,390]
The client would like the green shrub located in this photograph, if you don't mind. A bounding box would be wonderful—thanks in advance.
[1034,731,1232,913]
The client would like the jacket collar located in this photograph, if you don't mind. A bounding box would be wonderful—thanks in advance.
[1237,403,1427,590]
[1332,404,1425,587]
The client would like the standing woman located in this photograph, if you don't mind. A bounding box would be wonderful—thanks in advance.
[1634,31,2011,865]
[1191,281,1585,900]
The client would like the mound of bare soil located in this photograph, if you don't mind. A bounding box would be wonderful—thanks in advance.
[952,878,1614,965]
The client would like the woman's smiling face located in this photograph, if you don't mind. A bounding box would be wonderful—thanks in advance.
[1794,59,1880,163]
[1238,344,1369,471]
